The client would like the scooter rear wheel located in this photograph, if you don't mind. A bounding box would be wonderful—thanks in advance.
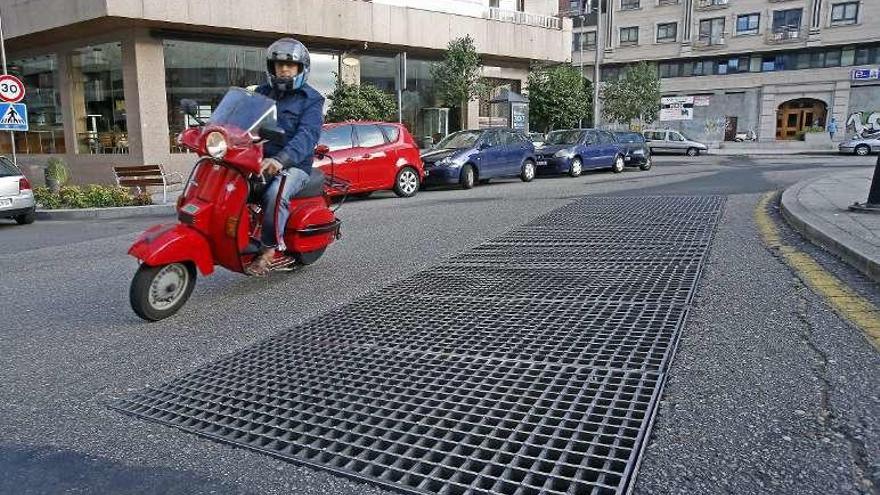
[130,262,197,322]
[294,248,326,266]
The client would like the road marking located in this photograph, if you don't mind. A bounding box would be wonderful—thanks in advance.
[756,192,880,350]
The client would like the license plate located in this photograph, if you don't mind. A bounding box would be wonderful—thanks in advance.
[0,198,11,208]
[536,160,547,166]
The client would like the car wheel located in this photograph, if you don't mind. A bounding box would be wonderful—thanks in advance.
[686,147,699,157]
[568,157,583,177]
[459,164,475,189]
[14,212,35,225]
[855,144,871,156]
[639,156,653,171]
[612,155,625,173]
[520,160,536,182]
[393,166,420,198]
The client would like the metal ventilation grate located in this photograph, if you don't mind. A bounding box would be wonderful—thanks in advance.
[113,195,725,495]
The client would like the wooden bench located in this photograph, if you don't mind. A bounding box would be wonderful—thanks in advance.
[113,165,184,204]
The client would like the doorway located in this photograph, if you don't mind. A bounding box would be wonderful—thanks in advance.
[724,116,738,141]
[775,98,827,140]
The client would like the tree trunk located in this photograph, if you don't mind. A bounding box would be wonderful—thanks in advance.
[460,98,468,130]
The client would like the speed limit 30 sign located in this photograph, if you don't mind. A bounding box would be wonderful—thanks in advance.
[0,75,25,103]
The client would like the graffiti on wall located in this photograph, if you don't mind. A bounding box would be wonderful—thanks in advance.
[846,111,880,136]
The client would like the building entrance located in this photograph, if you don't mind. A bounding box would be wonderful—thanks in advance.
[776,98,827,140]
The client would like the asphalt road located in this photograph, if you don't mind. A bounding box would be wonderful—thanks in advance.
[1,154,878,495]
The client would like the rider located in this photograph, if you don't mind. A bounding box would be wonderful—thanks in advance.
[247,37,325,276]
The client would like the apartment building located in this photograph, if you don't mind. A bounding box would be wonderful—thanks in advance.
[562,0,880,143]
[1,0,570,183]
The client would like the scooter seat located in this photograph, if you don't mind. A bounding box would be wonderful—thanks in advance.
[293,169,326,198]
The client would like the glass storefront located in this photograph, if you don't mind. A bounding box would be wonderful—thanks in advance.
[70,42,127,154]
[0,54,64,154]
[164,39,338,152]
[402,58,441,147]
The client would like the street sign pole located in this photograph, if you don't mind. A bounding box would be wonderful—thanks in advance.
[0,7,15,165]
[593,0,602,129]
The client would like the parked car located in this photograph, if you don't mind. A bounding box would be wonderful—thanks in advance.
[534,129,626,177]
[838,133,880,156]
[420,128,537,189]
[612,131,652,170]
[314,122,424,198]
[643,129,708,156]
[0,156,35,225]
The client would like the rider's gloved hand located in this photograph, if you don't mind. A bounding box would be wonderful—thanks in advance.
[260,158,283,176]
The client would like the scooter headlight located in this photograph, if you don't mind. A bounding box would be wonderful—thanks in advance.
[205,131,228,159]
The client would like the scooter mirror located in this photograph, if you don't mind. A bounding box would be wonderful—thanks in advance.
[315,144,330,158]
[180,99,199,117]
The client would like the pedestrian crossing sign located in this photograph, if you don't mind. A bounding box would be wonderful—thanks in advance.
[0,103,28,131]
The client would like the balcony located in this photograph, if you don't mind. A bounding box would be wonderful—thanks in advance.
[766,27,805,43]
[692,33,727,49]
[696,0,729,10]
[485,7,562,29]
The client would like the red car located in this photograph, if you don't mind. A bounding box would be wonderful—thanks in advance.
[314,122,424,198]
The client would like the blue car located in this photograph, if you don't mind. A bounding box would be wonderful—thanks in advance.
[534,129,626,177]
[420,128,537,189]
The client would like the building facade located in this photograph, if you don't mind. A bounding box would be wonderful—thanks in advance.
[563,0,880,144]
[2,0,570,183]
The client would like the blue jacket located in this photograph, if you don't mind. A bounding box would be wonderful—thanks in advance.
[256,83,325,175]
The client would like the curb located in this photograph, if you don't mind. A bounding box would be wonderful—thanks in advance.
[36,203,176,221]
[780,174,880,284]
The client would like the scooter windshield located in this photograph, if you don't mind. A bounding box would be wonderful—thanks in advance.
[208,87,277,135]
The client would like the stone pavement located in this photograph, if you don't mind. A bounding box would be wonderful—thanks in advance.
[781,159,880,283]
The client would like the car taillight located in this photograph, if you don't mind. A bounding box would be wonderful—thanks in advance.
[19,177,31,191]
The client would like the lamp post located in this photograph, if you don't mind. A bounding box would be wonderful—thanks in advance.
[593,0,602,129]
[0,6,16,164]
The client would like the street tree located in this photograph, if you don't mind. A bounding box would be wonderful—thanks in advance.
[325,81,398,123]
[431,35,488,129]
[601,61,661,127]
[526,64,593,133]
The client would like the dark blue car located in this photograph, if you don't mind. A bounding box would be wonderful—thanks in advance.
[534,129,625,177]
[420,128,537,189]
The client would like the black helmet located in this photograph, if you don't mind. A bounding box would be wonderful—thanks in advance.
[266,37,310,92]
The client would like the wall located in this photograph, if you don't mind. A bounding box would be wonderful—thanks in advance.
[846,84,880,137]
[655,89,761,143]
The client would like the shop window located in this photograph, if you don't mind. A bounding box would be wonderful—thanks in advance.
[0,54,64,154]
[824,49,842,67]
[70,42,127,155]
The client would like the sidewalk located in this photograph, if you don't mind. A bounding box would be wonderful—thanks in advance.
[781,165,880,283]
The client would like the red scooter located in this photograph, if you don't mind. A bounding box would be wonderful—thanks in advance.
[128,88,342,321]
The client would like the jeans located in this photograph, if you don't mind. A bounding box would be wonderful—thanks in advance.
[261,167,310,251]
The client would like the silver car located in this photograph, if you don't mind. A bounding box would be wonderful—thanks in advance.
[643,129,709,156]
[838,134,880,156]
[0,156,36,225]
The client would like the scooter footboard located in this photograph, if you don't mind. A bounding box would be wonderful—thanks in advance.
[129,223,215,275]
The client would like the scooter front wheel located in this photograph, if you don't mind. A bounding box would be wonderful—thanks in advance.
[130,262,197,321]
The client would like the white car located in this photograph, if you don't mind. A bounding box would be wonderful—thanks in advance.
[0,156,36,225]
[839,134,880,156]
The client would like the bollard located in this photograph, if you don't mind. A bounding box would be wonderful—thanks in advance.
[849,153,880,212]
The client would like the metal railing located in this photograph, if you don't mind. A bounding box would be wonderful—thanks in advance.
[696,0,729,9]
[485,7,562,29]
[766,26,804,43]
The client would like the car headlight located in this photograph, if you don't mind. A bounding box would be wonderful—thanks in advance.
[205,131,228,159]
[438,156,464,167]
[554,148,575,158]
[633,149,645,155]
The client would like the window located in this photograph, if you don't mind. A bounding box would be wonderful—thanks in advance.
[669,132,685,142]
[584,132,599,146]
[356,125,388,148]
[855,46,878,65]
[380,124,400,142]
[831,2,859,24]
[824,49,842,67]
[620,26,639,44]
[0,54,64,155]
[657,22,677,42]
[71,42,126,155]
[659,62,681,78]
[616,132,644,143]
[598,132,615,144]
[573,31,597,51]
[772,8,802,31]
[736,13,760,34]
[320,125,354,151]
[644,131,666,141]
[621,0,640,10]
[699,17,726,44]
